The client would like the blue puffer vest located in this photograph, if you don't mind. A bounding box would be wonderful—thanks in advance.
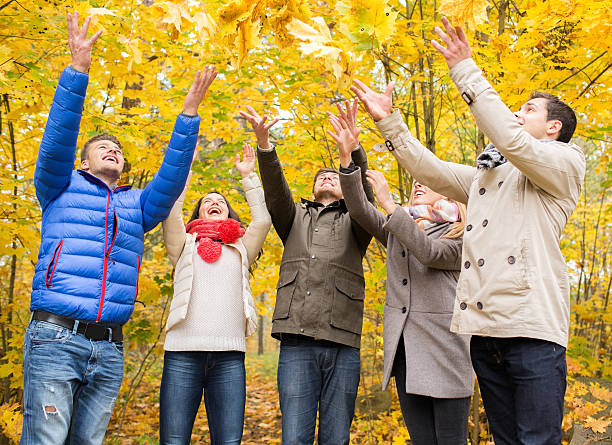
[31,67,200,324]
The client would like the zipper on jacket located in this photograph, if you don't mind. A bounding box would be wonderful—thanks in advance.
[135,256,141,300]
[45,240,63,288]
[106,212,118,263]
[96,190,111,322]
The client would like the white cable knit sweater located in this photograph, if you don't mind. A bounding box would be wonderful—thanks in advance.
[161,171,271,352]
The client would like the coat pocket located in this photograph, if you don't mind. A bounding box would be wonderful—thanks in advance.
[330,269,365,334]
[273,263,299,320]
[45,240,63,288]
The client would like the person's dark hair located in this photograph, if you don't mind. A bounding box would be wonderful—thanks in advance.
[312,167,340,193]
[529,91,577,143]
[81,133,122,162]
[188,191,262,274]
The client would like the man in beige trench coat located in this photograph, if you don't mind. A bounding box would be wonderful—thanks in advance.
[352,17,586,445]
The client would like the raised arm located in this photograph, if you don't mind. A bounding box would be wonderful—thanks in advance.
[162,171,191,266]
[367,170,462,270]
[140,67,217,232]
[240,106,295,242]
[235,143,272,264]
[34,12,102,208]
[431,17,585,200]
[351,80,476,204]
[327,106,385,244]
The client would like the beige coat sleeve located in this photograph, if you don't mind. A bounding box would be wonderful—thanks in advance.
[162,171,191,266]
[241,172,272,266]
[375,110,477,204]
[449,58,586,200]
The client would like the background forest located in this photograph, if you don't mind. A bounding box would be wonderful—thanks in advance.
[0,0,611,443]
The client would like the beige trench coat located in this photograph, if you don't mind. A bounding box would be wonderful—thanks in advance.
[376,58,585,348]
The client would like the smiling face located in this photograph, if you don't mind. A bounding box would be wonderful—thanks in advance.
[81,139,124,182]
[515,97,562,140]
[198,193,230,221]
[412,181,446,206]
[313,171,343,203]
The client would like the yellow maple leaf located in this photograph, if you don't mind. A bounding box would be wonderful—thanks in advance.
[438,0,490,27]
[589,383,612,403]
[193,10,217,41]
[584,416,611,434]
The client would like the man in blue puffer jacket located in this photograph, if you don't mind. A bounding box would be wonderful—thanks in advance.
[21,12,218,445]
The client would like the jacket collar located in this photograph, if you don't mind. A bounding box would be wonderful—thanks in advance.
[300,197,346,210]
[78,169,132,192]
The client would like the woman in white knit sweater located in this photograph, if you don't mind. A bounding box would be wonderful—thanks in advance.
[159,143,271,445]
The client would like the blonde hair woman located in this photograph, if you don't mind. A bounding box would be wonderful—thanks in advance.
[329,109,474,445]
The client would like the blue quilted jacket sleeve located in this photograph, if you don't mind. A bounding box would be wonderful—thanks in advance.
[34,67,88,209]
[140,113,200,232]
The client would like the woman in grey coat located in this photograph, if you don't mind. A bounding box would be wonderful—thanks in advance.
[328,107,474,445]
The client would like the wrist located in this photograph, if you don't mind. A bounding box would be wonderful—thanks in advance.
[182,108,197,117]
[381,200,398,214]
[240,170,253,179]
[339,154,352,168]
[70,63,89,74]
[257,139,271,150]
[373,109,392,122]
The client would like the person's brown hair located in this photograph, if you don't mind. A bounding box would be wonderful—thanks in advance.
[312,167,339,193]
[529,91,577,143]
[188,191,262,274]
[81,133,122,162]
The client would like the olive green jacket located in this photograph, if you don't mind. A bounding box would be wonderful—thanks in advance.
[257,146,374,348]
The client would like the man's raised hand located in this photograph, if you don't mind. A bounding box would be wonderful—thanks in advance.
[327,102,361,168]
[430,17,472,70]
[67,12,102,73]
[239,106,280,151]
[183,65,218,116]
[235,143,256,178]
[350,80,395,122]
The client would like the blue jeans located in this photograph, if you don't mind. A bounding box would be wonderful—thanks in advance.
[393,337,470,445]
[20,319,124,445]
[470,336,567,445]
[159,350,246,445]
[277,336,361,445]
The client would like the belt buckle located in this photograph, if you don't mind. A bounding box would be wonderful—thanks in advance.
[82,322,109,341]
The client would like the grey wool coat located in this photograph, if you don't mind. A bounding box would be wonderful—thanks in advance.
[340,168,474,398]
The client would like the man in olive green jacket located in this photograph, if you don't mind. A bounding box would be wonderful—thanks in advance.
[240,104,373,445]
[352,17,585,445]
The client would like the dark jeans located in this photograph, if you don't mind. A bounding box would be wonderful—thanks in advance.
[393,337,470,445]
[277,335,361,445]
[470,336,567,445]
[20,320,124,445]
[159,350,246,445]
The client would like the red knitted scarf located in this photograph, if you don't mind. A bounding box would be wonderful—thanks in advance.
[185,219,245,263]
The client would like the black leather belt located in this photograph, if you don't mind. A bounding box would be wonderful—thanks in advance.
[32,310,123,343]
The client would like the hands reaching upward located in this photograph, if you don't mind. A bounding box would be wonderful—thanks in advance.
[327,99,361,168]
[67,12,102,73]
[183,66,218,116]
[235,143,256,178]
[350,80,395,122]
[430,17,472,70]
[366,170,398,215]
[239,106,280,150]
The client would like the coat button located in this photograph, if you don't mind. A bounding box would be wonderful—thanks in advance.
[464,261,471,269]
[402,278,408,285]
[311,254,316,259]
[402,307,407,313]
[460,302,467,310]
[401,250,406,257]
[498,181,504,188]
[508,255,516,264]
[477,302,483,310]
[477,258,485,267]
[314,228,319,232]
[300,328,305,333]
[466,224,472,231]
[306,290,311,296]
[479,187,486,195]
[482,219,488,227]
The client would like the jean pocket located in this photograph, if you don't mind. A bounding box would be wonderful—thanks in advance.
[30,321,71,347]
